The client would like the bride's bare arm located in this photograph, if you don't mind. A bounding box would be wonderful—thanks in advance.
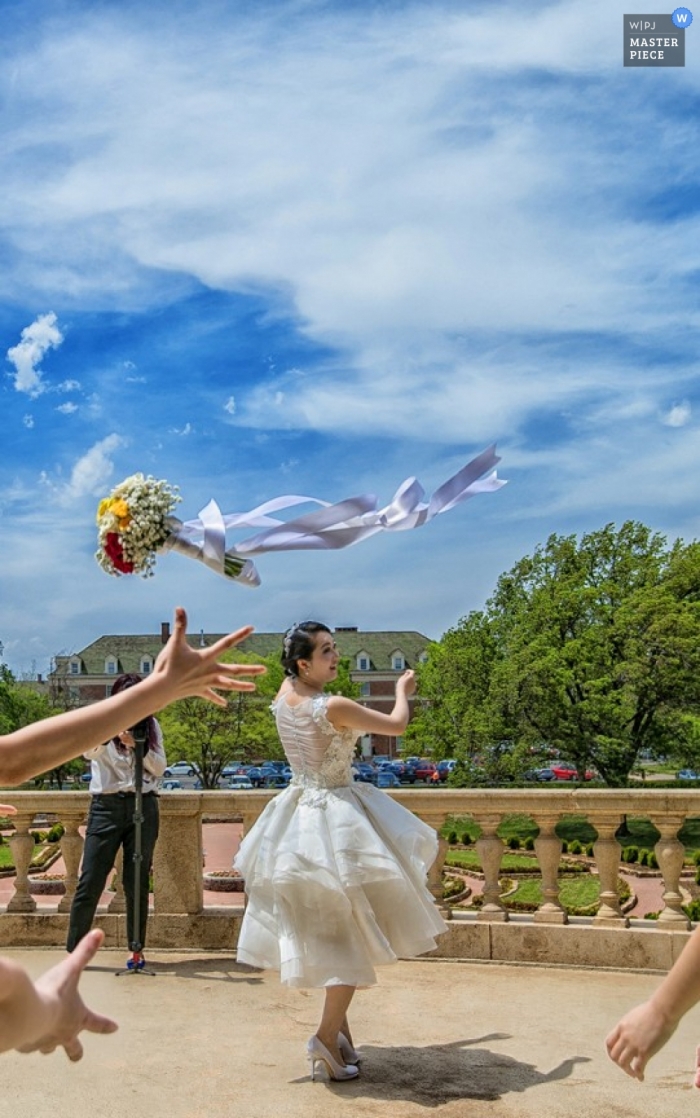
[326,670,416,736]
[0,607,265,786]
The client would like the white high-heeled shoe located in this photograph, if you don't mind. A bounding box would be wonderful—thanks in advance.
[307,1035,359,1082]
[338,1031,361,1064]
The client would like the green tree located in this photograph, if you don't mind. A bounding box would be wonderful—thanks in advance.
[408,522,700,786]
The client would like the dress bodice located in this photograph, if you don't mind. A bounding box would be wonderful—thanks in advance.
[273,693,359,794]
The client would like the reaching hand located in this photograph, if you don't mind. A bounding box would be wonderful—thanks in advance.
[17,930,118,1061]
[605,999,677,1081]
[153,607,266,707]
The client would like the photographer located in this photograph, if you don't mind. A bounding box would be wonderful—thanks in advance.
[66,674,166,970]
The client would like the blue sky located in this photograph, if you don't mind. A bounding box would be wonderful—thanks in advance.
[2,0,700,676]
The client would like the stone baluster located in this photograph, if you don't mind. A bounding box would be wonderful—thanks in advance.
[474,813,508,922]
[108,847,126,913]
[652,815,690,928]
[593,814,627,926]
[7,812,37,913]
[57,813,85,913]
[533,814,567,924]
[410,803,450,914]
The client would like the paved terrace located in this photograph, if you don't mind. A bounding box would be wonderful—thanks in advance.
[4,949,700,1118]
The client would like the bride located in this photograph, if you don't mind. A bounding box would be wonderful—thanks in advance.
[235,622,446,1081]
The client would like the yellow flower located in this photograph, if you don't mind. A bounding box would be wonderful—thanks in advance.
[96,497,113,522]
[111,499,130,519]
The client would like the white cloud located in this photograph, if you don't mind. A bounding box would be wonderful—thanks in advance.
[58,378,81,392]
[6,313,64,397]
[170,422,192,436]
[56,401,78,415]
[52,433,127,506]
[223,396,236,415]
[662,401,691,428]
[23,414,34,429]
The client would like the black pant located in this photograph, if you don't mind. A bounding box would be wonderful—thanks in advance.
[67,793,160,952]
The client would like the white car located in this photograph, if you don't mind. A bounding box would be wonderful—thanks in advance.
[163,762,196,777]
[228,775,254,789]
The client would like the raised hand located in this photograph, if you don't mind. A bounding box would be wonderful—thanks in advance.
[153,607,266,707]
[16,930,118,1061]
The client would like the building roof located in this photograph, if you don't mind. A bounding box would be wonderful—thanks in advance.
[54,626,432,676]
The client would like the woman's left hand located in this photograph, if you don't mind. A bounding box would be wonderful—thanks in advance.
[118,731,135,750]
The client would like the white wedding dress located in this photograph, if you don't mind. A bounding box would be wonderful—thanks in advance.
[234,693,447,988]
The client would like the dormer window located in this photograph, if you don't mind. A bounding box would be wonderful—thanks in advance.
[69,658,81,675]
[140,657,153,675]
[105,656,118,675]
[391,651,405,671]
[356,652,370,671]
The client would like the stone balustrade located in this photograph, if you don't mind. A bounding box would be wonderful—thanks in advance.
[1,787,698,969]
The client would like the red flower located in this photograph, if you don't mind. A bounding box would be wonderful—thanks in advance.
[104,532,134,574]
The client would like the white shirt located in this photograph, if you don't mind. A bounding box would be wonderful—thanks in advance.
[84,721,166,794]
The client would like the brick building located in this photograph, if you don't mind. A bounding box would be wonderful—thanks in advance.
[50,622,431,758]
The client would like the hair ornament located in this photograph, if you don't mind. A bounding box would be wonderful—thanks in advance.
[283,624,300,657]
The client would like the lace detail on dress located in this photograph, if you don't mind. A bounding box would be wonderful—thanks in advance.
[270,693,358,805]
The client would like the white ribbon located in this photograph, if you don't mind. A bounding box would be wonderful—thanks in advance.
[162,444,506,585]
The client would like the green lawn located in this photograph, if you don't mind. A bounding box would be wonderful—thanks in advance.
[506,874,602,911]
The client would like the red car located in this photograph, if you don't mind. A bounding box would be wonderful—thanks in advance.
[549,762,596,781]
[411,760,438,782]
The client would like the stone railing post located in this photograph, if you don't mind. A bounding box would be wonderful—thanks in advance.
[7,812,37,913]
[57,812,85,913]
[593,814,627,926]
[108,847,126,913]
[474,813,507,922]
[533,813,566,924]
[153,798,203,915]
[652,815,690,928]
[409,801,451,913]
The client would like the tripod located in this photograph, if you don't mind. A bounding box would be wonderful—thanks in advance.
[116,719,156,977]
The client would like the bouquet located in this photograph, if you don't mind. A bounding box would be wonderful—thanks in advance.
[96,474,181,577]
[95,445,506,588]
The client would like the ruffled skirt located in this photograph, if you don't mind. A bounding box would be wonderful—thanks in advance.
[234,782,447,988]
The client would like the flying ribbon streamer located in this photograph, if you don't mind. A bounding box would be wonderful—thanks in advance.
[159,443,506,587]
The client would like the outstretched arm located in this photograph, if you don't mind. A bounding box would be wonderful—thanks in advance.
[0,929,117,1059]
[0,607,266,786]
[326,670,416,736]
[606,924,700,1082]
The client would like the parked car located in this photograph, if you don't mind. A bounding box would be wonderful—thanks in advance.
[222,764,247,777]
[264,772,290,788]
[352,762,377,784]
[411,760,438,783]
[549,762,596,782]
[436,759,457,782]
[526,767,557,782]
[163,761,196,777]
[228,775,254,789]
[80,772,92,783]
[161,779,183,791]
[677,769,700,781]
[376,771,401,789]
[387,761,416,783]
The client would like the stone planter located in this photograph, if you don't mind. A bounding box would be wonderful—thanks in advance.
[203,870,245,893]
[28,874,66,895]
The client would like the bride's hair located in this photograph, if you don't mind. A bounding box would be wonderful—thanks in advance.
[281,622,332,677]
